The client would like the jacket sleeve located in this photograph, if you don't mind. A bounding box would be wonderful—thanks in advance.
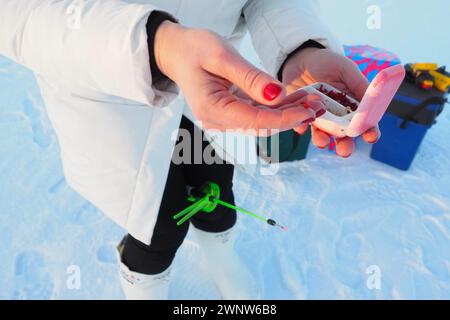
[0,0,177,107]
[243,0,343,76]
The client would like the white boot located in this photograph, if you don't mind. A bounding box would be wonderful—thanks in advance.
[192,226,260,300]
[116,241,170,300]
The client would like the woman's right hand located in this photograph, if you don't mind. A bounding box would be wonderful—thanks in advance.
[154,21,325,135]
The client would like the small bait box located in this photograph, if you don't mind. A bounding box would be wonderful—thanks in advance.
[302,83,360,137]
[301,64,406,138]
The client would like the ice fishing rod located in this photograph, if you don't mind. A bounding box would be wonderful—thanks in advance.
[173,182,287,231]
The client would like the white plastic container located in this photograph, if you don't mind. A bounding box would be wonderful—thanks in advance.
[301,64,406,138]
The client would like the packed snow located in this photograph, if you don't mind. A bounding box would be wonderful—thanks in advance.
[0,0,449,299]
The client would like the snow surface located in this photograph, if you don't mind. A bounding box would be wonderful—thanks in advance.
[1,0,450,300]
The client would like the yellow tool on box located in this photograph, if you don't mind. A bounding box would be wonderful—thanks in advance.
[430,68,450,93]
[405,63,450,93]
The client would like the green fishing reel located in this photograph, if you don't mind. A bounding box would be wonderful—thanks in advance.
[173,181,287,231]
[186,182,220,213]
[173,182,220,226]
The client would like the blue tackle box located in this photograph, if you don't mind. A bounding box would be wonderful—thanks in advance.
[370,81,447,170]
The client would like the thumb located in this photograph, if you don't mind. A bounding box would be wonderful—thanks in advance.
[342,59,370,101]
[205,48,287,106]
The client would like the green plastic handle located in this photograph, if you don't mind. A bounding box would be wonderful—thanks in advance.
[175,197,209,226]
[173,197,208,220]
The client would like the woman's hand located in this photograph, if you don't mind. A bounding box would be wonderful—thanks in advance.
[281,47,381,157]
[154,21,326,135]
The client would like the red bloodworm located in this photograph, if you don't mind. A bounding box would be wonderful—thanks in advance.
[317,85,358,111]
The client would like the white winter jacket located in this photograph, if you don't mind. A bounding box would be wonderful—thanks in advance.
[0,0,340,245]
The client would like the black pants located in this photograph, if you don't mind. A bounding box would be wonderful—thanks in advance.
[121,116,237,275]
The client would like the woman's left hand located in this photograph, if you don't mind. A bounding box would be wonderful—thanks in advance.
[281,47,381,158]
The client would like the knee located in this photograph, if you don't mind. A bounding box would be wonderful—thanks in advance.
[121,224,188,275]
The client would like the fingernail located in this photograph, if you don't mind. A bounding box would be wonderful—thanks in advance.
[302,117,315,124]
[316,109,326,117]
[263,83,282,101]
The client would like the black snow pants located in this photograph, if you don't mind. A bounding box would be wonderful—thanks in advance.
[121,116,237,275]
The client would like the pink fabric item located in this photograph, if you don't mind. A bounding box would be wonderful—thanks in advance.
[344,45,401,81]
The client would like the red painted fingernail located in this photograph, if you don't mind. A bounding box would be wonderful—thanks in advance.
[302,117,315,124]
[303,102,310,109]
[263,83,282,101]
[316,109,326,117]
